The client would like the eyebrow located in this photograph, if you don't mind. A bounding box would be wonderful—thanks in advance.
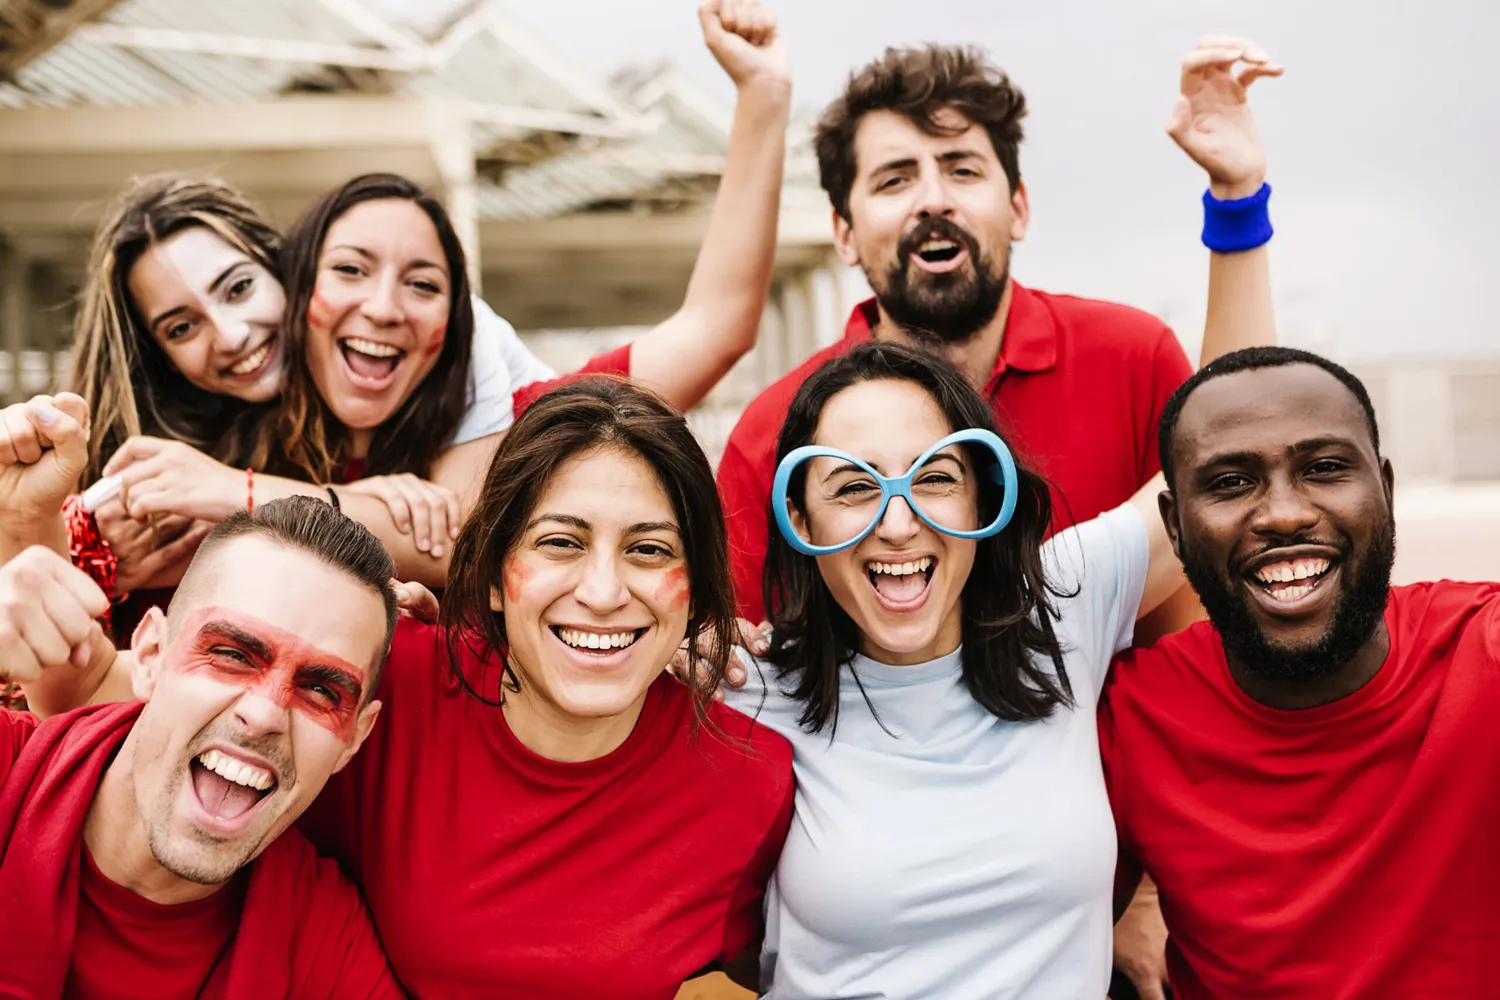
[325,244,448,275]
[198,620,273,661]
[1199,436,1363,469]
[820,451,962,483]
[526,513,679,536]
[205,260,245,295]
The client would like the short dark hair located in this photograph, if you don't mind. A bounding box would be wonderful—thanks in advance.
[1158,347,1382,490]
[242,173,475,482]
[816,45,1027,220]
[177,497,398,685]
[441,378,737,723]
[763,341,1073,734]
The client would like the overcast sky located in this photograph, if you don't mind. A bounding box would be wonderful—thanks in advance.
[470,0,1496,363]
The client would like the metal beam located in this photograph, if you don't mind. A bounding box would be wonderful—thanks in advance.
[463,102,660,140]
[73,23,426,72]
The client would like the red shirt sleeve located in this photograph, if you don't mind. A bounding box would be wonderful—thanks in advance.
[512,342,634,416]
[1141,326,1193,481]
[717,759,795,963]
[288,853,403,1000]
[717,435,772,623]
[0,709,39,787]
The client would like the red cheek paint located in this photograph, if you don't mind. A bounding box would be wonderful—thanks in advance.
[168,606,368,743]
[653,565,690,613]
[307,292,336,330]
[502,558,533,605]
[424,323,447,357]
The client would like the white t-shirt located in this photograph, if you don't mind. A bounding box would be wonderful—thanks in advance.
[449,296,555,446]
[723,504,1149,1000]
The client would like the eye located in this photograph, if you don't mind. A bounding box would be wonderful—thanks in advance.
[411,278,445,295]
[210,646,251,665]
[916,471,958,486]
[331,263,363,278]
[163,318,196,343]
[876,175,907,191]
[302,681,340,707]
[537,535,582,552]
[1207,473,1253,493]
[629,541,675,559]
[953,166,979,178]
[834,481,879,499]
[1306,458,1349,477]
[226,275,254,301]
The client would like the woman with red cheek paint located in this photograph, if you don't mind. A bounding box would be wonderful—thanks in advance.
[299,377,794,999]
[68,0,791,600]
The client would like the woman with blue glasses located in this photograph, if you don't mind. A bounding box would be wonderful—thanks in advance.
[723,340,1189,998]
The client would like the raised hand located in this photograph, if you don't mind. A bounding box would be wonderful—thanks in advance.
[0,393,90,525]
[0,545,112,681]
[341,474,462,559]
[699,0,790,91]
[1167,36,1284,199]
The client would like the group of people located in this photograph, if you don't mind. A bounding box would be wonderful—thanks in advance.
[0,2,1494,998]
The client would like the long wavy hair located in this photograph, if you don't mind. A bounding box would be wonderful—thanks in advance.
[440,378,737,724]
[248,173,474,482]
[763,341,1074,733]
[65,174,282,482]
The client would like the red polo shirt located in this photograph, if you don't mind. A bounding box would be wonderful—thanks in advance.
[717,283,1192,621]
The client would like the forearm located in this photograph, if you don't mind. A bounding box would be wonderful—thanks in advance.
[633,78,791,408]
[253,474,452,588]
[1199,179,1275,366]
[1129,474,1186,619]
[18,645,132,719]
[0,512,67,564]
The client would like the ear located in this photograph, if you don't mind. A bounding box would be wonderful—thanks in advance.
[331,700,382,774]
[129,607,169,702]
[832,208,861,267]
[1157,487,1184,562]
[1008,179,1030,243]
[788,503,811,546]
[489,584,504,613]
[1379,457,1395,506]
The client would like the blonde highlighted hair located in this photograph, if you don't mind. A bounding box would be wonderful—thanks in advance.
[65,174,283,481]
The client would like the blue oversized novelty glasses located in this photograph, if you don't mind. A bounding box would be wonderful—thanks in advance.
[772,428,1019,556]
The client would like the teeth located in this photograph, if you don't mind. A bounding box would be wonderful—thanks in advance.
[1255,558,1330,585]
[867,557,933,577]
[342,337,401,359]
[919,239,957,252]
[557,628,639,651]
[1268,583,1314,603]
[228,343,269,375]
[196,748,274,792]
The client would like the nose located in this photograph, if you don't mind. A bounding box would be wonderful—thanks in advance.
[207,311,253,358]
[573,550,631,615]
[874,495,922,546]
[360,273,404,326]
[1250,472,1321,540]
[231,689,290,739]
[912,166,958,221]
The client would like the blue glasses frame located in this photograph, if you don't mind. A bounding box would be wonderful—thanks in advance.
[772,428,1019,556]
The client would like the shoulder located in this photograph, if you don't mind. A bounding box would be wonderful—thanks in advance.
[725,340,854,468]
[1032,288,1176,345]
[654,675,794,812]
[1106,620,1226,707]
[0,708,40,786]
[1043,505,1150,592]
[1389,581,1500,654]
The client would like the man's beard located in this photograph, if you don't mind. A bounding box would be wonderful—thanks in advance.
[1179,515,1397,685]
[871,217,1008,345]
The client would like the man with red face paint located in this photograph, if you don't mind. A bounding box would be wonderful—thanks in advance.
[0,481,401,997]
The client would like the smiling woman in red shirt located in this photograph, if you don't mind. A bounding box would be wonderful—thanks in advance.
[301,376,794,999]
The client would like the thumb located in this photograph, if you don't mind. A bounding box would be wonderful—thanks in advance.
[698,0,726,43]
[1164,96,1192,143]
[103,436,162,477]
[71,621,113,672]
[25,398,89,481]
[51,393,91,435]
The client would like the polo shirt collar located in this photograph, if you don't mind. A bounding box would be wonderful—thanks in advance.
[842,280,1059,378]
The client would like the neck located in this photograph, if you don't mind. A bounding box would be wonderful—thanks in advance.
[347,427,375,460]
[872,280,1015,389]
[1225,621,1392,711]
[502,681,650,763]
[83,731,223,906]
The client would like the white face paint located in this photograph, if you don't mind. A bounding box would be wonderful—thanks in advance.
[127,226,287,403]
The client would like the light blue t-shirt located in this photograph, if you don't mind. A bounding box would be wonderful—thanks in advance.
[724,505,1149,1000]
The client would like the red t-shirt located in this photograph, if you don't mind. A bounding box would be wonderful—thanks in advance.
[1099,581,1500,999]
[0,710,398,1000]
[717,284,1192,621]
[512,342,633,415]
[303,618,795,999]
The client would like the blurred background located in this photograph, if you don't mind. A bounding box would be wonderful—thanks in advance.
[0,0,1493,578]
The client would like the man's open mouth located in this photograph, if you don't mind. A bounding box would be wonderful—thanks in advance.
[189,748,276,823]
[1250,556,1335,604]
[915,239,963,264]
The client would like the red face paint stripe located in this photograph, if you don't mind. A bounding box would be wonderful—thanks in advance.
[653,565,690,613]
[169,606,368,743]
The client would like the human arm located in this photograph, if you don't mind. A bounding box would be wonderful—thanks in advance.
[0,394,88,563]
[104,438,458,588]
[717,435,774,622]
[625,0,791,411]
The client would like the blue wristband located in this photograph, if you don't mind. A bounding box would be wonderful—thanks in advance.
[1201,182,1272,253]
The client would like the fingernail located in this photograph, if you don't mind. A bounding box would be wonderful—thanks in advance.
[29,402,59,424]
[729,666,745,684]
[417,539,429,552]
[432,545,445,558]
